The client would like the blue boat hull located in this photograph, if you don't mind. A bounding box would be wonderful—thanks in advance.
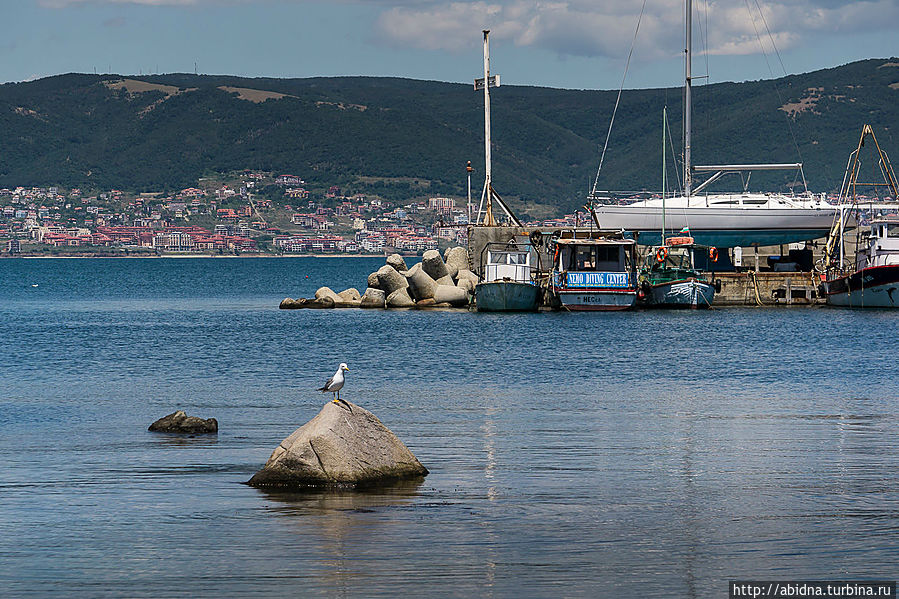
[475,282,540,312]
[645,279,715,309]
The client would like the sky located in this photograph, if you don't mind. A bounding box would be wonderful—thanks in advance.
[4,0,898,89]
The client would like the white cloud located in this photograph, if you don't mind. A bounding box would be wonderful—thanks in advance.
[36,0,899,59]
[374,0,899,59]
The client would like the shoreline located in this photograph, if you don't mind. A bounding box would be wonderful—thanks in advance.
[1,253,397,259]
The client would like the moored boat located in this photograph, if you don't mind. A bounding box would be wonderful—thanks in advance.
[639,236,717,309]
[825,216,899,307]
[475,243,540,312]
[550,237,638,311]
[823,125,899,308]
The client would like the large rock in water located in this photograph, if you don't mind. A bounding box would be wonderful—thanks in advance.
[247,401,428,488]
[149,410,218,434]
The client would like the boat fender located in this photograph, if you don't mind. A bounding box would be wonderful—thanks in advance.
[655,247,668,263]
[529,230,543,248]
[714,279,722,293]
[709,247,718,263]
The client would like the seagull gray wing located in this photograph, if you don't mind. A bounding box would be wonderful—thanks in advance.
[318,374,335,392]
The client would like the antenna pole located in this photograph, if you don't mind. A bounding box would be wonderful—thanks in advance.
[466,161,473,224]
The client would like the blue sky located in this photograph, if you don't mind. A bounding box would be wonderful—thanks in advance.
[5,1,898,89]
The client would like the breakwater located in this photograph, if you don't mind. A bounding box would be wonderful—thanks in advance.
[281,246,475,309]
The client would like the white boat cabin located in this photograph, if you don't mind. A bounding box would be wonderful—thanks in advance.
[484,246,533,283]
[856,216,899,270]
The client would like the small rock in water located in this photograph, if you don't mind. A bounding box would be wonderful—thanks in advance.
[149,410,218,434]
[247,400,428,488]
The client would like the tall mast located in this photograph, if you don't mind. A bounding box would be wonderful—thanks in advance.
[684,0,693,200]
[482,30,495,226]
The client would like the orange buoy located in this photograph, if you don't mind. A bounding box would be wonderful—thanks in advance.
[655,247,669,262]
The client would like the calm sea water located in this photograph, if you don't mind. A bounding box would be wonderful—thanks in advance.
[1,257,897,598]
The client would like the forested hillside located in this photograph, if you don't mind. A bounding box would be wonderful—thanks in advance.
[1,58,897,216]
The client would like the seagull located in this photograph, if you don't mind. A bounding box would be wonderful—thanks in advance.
[318,363,349,405]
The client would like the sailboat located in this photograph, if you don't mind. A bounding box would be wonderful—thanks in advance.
[592,0,838,248]
[637,108,717,309]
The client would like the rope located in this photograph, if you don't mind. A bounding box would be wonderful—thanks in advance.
[744,0,806,190]
[748,271,764,306]
[590,0,647,198]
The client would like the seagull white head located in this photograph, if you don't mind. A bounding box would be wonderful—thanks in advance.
[339,363,349,372]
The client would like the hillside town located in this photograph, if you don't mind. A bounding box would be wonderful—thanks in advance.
[0,171,581,256]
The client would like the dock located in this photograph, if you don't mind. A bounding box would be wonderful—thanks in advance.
[467,225,828,308]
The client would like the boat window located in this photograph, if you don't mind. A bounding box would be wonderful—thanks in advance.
[489,252,507,265]
[888,225,899,238]
[574,247,595,270]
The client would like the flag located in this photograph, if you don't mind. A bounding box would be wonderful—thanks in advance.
[679,227,690,234]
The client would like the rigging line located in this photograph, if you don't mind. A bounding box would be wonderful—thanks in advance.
[745,0,806,180]
[665,108,683,194]
[590,0,648,198]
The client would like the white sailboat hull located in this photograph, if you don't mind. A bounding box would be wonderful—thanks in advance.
[593,199,837,247]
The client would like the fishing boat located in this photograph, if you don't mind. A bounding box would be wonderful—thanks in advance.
[475,242,540,312]
[550,236,638,311]
[590,0,838,248]
[823,125,899,308]
[639,235,717,309]
[825,216,899,307]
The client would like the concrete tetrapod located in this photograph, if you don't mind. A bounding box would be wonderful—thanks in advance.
[247,400,428,488]
[444,246,470,279]
[376,265,409,295]
[404,262,437,301]
[386,253,408,273]
[386,287,415,308]
[360,288,386,308]
[433,284,470,307]
[421,249,450,280]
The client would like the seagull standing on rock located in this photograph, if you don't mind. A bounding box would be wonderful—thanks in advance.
[318,363,349,405]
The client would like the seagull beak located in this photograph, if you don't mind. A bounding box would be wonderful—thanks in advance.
[344,366,350,371]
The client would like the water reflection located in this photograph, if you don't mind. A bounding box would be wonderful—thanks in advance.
[252,479,427,597]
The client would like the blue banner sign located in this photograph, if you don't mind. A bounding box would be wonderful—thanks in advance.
[563,271,631,289]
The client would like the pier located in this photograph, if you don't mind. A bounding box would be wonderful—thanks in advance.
[468,225,829,308]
